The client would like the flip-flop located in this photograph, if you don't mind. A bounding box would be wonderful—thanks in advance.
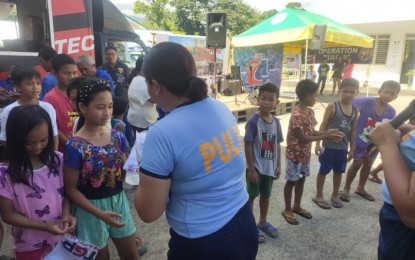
[138,245,148,257]
[258,222,279,238]
[258,230,266,244]
[369,176,383,184]
[312,198,331,209]
[281,211,299,225]
[355,191,375,201]
[339,192,350,202]
[331,198,343,208]
[293,209,313,219]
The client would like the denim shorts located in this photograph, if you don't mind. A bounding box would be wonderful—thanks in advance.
[378,203,415,259]
[285,159,310,181]
[167,201,258,260]
[74,191,136,249]
[318,147,348,174]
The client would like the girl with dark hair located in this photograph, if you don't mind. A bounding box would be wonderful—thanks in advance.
[0,105,76,260]
[64,79,139,260]
[134,42,258,259]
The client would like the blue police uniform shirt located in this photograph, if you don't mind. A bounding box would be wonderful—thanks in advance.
[140,97,248,238]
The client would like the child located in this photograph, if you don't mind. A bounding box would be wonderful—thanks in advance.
[282,79,344,225]
[314,78,359,209]
[63,79,139,260]
[369,120,415,258]
[112,96,128,137]
[0,65,58,150]
[112,96,135,148]
[306,65,317,82]
[44,54,77,151]
[0,105,76,259]
[66,77,86,135]
[342,56,354,80]
[331,56,344,96]
[245,83,283,243]
[340,80,400,203]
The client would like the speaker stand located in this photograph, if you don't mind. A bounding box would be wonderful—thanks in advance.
[233,80,242,106]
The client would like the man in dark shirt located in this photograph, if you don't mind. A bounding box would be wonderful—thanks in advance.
[317,58,331,95]
[100,46,130,99]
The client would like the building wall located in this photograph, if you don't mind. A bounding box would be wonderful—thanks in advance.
[348,20,415,89]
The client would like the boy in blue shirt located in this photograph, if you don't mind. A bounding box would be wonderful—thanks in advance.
[314,78,359,209]
[245,83,283,243]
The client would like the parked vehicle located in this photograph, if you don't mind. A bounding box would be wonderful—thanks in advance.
[0,0,147,79]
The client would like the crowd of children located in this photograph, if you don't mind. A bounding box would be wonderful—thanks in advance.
[0,56,145,259]
[0,49,411,259]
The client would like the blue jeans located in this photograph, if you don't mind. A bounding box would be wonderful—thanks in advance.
[378,203,415,260]
[167,201,258,260]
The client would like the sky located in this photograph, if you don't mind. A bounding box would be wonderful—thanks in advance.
[111,0,414,24]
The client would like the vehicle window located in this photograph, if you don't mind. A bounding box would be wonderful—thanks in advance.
[0,0,49,52]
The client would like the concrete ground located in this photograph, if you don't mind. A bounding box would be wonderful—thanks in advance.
[0,87,413,259]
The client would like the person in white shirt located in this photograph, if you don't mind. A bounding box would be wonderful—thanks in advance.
[127,56,158,134]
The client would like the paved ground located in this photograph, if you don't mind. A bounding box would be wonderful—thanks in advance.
[0,87,413,259]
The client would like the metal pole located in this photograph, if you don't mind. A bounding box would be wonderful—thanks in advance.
[213,48,217,99]
[305,38,309,79]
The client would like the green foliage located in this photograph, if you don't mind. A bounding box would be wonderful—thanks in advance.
[172,0,209,35]
[133,0,174,31]
[133,0,277,36]
[286,2,306,10]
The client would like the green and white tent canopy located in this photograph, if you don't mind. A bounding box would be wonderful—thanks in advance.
[233,8,373,49]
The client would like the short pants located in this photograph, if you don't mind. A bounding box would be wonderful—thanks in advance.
[318,147,348,174]
[285,159,310,181]
[74,191,136,249]
[246,169,274,198]
[354,145,379,161]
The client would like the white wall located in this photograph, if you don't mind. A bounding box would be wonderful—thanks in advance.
[348,20,415,89]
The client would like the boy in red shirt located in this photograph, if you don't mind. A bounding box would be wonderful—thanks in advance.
[44,54,78,151]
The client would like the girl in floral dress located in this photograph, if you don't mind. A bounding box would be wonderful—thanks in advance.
[63,79,139,260]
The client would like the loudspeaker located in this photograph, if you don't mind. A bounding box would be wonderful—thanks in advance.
[206,12,227,48]
[230,65,241,80]
[310,24,327,50]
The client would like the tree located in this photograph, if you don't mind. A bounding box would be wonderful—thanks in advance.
[133,0,174,31]
[133,0,277,36]
[172,0,209,35]
[286,2,306,10]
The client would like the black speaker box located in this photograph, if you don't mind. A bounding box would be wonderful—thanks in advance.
[230,65,241,80]
[206,12,227,48]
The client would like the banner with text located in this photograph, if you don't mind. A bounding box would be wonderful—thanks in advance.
[233,44,283,88]
[167,35,225,76]
[302,47,373,64]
